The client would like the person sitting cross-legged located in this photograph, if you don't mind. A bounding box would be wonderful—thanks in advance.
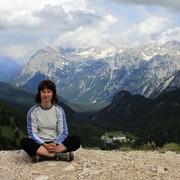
[20,80,81,163]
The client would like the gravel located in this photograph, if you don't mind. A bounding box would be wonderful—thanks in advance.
[0,148,179,180]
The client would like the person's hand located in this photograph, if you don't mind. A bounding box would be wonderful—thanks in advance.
[42,143,57,152]
[48,143,57,152]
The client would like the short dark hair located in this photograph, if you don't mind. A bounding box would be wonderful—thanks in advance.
[34,80,58,103]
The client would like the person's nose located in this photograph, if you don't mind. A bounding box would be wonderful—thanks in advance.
[44,92,48,96]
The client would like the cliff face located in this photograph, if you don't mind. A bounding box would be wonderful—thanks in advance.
[0,148,179,180]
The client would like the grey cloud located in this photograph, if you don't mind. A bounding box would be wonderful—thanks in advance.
[33,4,102,31]
[0,23,8,30]
[33,4,69,25]
[113,0,180,12]
[69,10,102,27]
[0,12,10,30]
[33,4,66,19]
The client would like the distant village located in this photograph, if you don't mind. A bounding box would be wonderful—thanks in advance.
[101,133,131,144]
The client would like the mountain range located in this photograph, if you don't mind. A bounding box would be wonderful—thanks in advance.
[0,57,21,81]
[7,40,179,104]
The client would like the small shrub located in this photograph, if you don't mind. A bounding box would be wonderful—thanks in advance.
[158,143,180,153]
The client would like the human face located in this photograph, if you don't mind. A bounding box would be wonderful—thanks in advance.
[40,88,53,104]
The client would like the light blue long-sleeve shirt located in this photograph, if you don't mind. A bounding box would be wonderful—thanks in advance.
[27,104,69,145]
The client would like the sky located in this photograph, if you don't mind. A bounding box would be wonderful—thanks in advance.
[0,0,179,64]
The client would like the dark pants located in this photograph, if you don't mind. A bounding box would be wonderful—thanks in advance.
[20,136,81,157]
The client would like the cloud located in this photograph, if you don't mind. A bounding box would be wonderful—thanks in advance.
[0,0,179,64]
[58,28,104,48]
[0,9,41,31]
[113,0,180,12]
[0,1,94,31]
[0,45,33,64]
[33,4,102,31]
[58,14,118,48]
[158,27,180,43]
[33,4,68,24]
[139,16,171,34]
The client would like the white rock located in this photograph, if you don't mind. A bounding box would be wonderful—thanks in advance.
[63,165,75,172]
[35,175,49,180]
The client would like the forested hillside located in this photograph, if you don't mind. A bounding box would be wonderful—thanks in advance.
[0,100,26,149]
[92,89,180,148]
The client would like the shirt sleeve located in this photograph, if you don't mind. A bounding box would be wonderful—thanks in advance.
[27,107,44,145]
[53,107,69,144]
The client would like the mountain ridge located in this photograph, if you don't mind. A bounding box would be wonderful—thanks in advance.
[7,40,179,104]
[0,57,21,81]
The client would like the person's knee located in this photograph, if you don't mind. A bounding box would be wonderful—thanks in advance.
[76,136,81,146]
[74,136,81,149]
[20,138,28,149]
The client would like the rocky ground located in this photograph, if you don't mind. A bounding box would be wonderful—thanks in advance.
[0,148,180,180]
